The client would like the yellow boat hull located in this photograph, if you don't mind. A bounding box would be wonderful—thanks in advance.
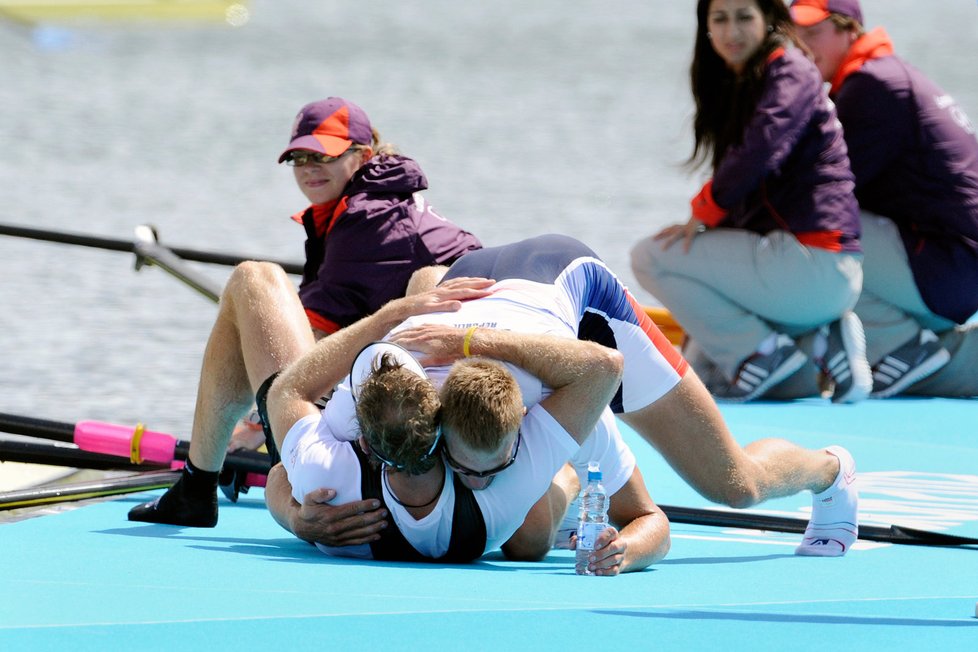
[0,0,246,22]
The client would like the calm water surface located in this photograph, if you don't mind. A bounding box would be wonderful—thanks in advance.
[1,0,975,435]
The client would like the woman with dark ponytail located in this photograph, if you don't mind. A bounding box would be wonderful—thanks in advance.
[631,0,870,403]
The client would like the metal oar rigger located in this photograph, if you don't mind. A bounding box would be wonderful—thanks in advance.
[132,224,224,302]
[0,221,304,274]
[0,220,687,343]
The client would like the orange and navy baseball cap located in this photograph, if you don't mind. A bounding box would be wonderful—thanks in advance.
[278,97,372,163]
[789,0,863,27]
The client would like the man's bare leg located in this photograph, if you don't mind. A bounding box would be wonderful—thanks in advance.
[405,265,450,296]
[187,262,316,471]
[620,371,857,555]
[129,262,315,526]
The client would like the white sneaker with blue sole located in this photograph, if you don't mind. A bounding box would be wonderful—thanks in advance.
[817,312,872,404]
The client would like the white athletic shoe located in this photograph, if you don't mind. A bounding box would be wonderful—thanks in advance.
[816,312,872,404]
[796,446,858,557]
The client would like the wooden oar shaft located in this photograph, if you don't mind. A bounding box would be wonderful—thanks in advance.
[0,222,304,274]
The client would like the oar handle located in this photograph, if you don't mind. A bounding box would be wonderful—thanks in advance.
[0,412,179,464]
[0,412,271,474]
[73,420,270,474]
[76,420,176,465]
[0,438,164,471]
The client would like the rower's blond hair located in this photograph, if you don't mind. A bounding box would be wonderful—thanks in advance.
[439,359,523,452]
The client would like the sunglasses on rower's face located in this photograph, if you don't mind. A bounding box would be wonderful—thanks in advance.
[442,430,522,478]
[368,426,443,471]
[284,148,353,167]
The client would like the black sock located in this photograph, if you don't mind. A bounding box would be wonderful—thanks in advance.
[128,460,219,527]
[181,459,220,494]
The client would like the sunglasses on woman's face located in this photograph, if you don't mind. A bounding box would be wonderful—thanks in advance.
[284,148,353,167]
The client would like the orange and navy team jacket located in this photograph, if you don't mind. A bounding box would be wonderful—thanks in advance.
[830,28,978,324]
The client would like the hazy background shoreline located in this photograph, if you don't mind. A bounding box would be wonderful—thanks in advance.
[2,0,975,436]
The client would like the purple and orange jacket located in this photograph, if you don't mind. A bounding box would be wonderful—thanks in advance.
[830,28,978,324]
[691,47,861,254]
[293,155,482,334]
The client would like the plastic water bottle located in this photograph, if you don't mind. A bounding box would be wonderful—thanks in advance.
[575,461,608,575]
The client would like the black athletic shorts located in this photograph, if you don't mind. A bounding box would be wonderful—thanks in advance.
[255,372,281,466]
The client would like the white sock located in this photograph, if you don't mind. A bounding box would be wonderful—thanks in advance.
[812,326,828,361]
[795,446,858,557]
[756,332,779,355]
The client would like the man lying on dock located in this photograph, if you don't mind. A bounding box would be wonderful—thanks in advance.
[130,235,858,567]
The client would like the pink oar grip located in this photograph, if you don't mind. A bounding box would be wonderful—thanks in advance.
[244,473,267,488]
[74,420,177,464]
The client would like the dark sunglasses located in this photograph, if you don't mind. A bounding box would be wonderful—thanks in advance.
[284,148,354,167]
[368,426,442,471]
[442,430,522,478]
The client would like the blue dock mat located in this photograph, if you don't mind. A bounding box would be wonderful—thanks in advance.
[1,398,976,650]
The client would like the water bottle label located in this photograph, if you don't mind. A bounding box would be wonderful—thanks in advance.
[576,522,608,551]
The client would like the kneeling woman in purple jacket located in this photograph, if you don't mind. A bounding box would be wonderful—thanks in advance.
[280,97,482,339]
[230,97,482,451]
[631,0,870,403]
